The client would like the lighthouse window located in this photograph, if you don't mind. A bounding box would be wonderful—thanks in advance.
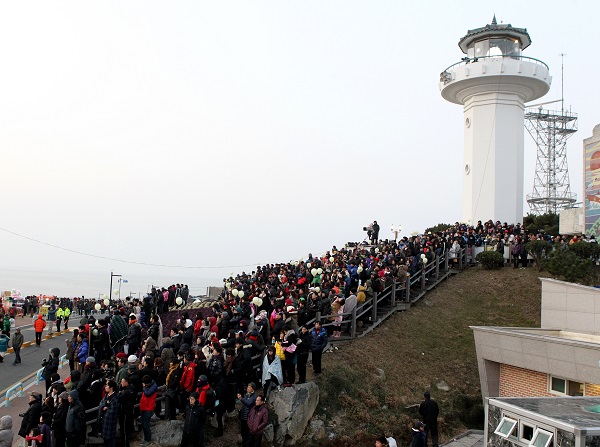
[489,38,521,57]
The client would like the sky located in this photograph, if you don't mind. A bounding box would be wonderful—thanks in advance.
[0,1,598,297]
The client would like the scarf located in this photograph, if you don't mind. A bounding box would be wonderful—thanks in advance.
[166,363,179,386]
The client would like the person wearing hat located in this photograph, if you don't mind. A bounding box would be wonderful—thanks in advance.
[0,415,14,447]
[140,375,158,445]
[18,392,43,438]
[418,392,439,447]
[115,356,129,385]
[66,390,85,447]
[10,327,24,366]
[52,392,69,447]
[180,391,206,447]
[411,421,426,447]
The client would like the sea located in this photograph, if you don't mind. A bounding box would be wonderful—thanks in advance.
[0,267,223,299]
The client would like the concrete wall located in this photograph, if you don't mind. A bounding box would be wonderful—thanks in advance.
[472,326,600,399]
[540,278,600,335]
[559,207,584,235]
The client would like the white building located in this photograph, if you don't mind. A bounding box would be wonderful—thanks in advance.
[440,17,551,224]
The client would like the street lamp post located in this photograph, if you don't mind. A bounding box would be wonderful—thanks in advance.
[390,224,402,242]
[110,271,122,308]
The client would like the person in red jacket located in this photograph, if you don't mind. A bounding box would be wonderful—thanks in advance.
[140,375,157,445]
[247,395,269,447]
[33,315,47,347]
[179,353,195,411]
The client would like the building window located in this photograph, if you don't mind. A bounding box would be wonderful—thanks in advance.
[530,428,553,447]
[520,423,535,442]
[549,376,584,396]
[495,417,518,438]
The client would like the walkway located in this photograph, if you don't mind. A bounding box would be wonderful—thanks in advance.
[442,430,484,447]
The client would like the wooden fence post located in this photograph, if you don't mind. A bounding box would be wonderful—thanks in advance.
[372,292,378,322]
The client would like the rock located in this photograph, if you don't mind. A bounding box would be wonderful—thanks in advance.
[264,423,275,443]
[306,419,325,440]
[436,380,450,392]
[269,381,319,445]
[150,420,184,446]
[373,368,386,380]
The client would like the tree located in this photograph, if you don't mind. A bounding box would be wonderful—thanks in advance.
[544,250,594,284]
[525,240,551,271]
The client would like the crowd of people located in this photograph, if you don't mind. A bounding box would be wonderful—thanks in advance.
[1,219,592,447]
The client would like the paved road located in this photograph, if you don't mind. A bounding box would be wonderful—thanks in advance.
[1,323,73,392]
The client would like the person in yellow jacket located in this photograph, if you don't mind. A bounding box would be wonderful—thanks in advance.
[63,306,71,330]
[56,306,64,332]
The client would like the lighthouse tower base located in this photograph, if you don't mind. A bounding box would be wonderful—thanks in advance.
[463,91,525,224]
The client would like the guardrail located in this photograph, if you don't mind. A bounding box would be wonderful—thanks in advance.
[36,368,44,385]
[5,382,23,407]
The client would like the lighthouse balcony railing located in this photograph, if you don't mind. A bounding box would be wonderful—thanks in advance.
[442,55,549,75]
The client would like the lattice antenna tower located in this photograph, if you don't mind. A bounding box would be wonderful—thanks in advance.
[525,53,577,215]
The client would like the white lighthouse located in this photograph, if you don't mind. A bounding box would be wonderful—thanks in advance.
[440,17,552,224]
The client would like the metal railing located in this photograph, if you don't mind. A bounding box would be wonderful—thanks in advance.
[309,247,468,340]
[4,382,23,407]
[442,55,549,73]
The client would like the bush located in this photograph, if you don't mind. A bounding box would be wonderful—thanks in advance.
[569,241,600,261]
[424,223,452,234]
[476,251,505,269]
[523,213,559,236]
[525,240,551,271]
[544,250,594,283]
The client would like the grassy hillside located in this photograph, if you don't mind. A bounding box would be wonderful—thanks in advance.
[307,266,544,446]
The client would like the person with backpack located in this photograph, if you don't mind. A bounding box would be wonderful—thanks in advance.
[126,315,141,356]
[180,392,206,447]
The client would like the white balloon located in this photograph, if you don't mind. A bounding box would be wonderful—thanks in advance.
[176,297,183,305]
[315,287,320,293]
[113,289,119,295]
[375,248,380,253]
[103,294,109,300]
[232,289,239,297]
[357,266,363,273]
[317,268,323,275]
[421,254,426,258]
[92,328,98,337]
[329,256,335,263]
[225,282,231,290]
[311,268,318,276]
[94,303,101,311]
[103,299,110,306]
[239,291,245,298]
[423,258,428,264]
[306,263,311,268]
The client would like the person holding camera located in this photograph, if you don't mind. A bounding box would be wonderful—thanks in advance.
[41,348,60,396]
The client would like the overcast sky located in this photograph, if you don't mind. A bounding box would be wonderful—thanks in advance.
[0,1,598,297]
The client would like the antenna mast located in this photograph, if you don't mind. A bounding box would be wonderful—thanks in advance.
[525,54,577,215]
